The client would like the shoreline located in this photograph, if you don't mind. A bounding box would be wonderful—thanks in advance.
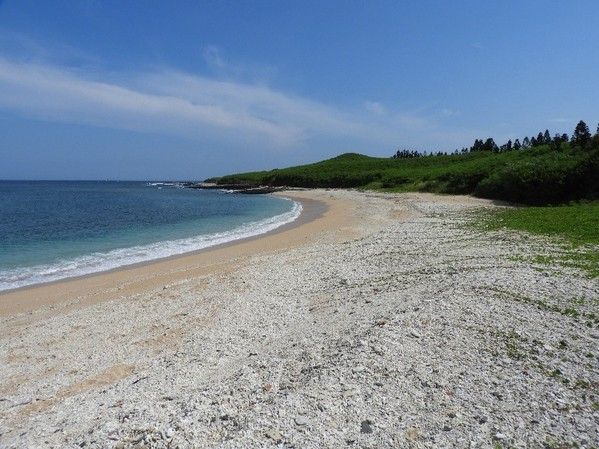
[0,191,343,316]
[1,189,597,448]
[0,194,314,296]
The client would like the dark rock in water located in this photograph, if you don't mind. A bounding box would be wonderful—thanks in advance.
[360,420,373,434]
[238,186,286,194]
[186,182,251,190]
[184,182,286,194]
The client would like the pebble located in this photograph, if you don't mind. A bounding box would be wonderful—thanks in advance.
[265,429,282,441]
[360,420,374,434]
[1,190,596,449]
[294,416,309,426]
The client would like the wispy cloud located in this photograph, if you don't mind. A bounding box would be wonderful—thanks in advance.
[0,59,279,143]
[364,101,386,115]
[201,45,278,84]
[0,53,471,151]
[438,108,459,117]
[0,29,100,66]
[549,117,573,124]
[202,46,226,70]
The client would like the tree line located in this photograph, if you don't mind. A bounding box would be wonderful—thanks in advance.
[392,120,599,158]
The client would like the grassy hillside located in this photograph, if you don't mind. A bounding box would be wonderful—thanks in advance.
[208,142,599,205]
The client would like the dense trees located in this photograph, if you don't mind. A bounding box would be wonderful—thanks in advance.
[469,138,498,153]
[384,120,599,203]
[393,120,595,158]
[214,120,598,205]
[572,120,591,147]
[392,149,421,159]
[513,139,521,150]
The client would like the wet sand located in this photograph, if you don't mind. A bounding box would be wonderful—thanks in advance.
[0,190,353,317]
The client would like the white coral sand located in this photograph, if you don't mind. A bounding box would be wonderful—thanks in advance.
[0,190,597,449]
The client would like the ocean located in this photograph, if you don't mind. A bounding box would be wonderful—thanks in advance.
[0,181,301,291]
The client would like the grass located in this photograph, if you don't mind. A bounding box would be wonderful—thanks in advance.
[210,140,598,272]
[532,253,599,279]
[484,202,599,246]
[208,142,598,205]
[485,286,599,327]
[481,202,599,278]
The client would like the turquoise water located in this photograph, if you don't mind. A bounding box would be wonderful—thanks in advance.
[0,181,300,291]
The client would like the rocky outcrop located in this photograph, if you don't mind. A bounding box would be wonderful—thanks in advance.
[183,182,286,194]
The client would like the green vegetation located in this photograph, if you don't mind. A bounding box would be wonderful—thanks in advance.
[208,120,599,206]
[482,202,598,278]
[487,287,599,326]
[534,250,598,279]
[484,202,599,246]
[210,120,599,275]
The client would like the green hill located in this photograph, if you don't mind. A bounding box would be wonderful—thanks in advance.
[208,140,598,205]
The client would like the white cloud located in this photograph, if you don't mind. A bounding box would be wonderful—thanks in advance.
[364,101,386,115]
[0,57,302,144]
[0,29,100,66]
[439,108,458,117]
[201,45,278,84]
[202,46,226,70]
[0,56,470,151]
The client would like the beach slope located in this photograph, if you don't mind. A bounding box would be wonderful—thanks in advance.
[0,190,597,448]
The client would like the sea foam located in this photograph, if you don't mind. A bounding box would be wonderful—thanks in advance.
[0,199,302,292]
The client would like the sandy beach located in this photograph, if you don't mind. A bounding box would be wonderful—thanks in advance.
[0,189,597,448]
[0,192,333,317]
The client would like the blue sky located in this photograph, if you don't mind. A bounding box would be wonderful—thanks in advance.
[0,0,597,180]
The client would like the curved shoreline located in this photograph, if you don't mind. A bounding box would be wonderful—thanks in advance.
[0,195,304,293]
[0,191,336,316]
[2,190,597,447]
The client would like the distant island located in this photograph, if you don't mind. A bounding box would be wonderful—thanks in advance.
[207,120,599,206]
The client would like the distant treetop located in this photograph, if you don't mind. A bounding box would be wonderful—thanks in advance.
[390,120,596,157]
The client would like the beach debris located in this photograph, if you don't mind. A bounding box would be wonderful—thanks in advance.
[410,330,422,338]
[360,420,374,434]
[294,416,309,426]
[265,429,282,441]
